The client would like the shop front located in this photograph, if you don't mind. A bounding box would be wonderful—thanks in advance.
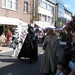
[0,16,28,36]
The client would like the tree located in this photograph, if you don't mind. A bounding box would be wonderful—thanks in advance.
[30,0,39,24]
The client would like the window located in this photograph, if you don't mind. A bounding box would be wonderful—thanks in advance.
[2,0,17,10]
[42,15,47,21]
[24,1,28,13]
[48,16,52,24]
[2,0,6,7]
[38,0,42,6]
[58,3,64,13]
[38,13,41,20]
[42,1,47,8]
[8,0,12,8]
[48,16,50,22]
[13,0,17,10]
[47,4,50,10]
[47,4,52,11]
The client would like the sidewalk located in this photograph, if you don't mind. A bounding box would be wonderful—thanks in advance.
[0,44,42,53]
[0,46,13,53]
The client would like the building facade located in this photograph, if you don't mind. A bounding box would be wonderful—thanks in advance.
[0,0,30,23]
[0,0,30,35]
[0,0,73,35]
[49,0,72,27]
[64,8,72,23]
[34,0,56,28]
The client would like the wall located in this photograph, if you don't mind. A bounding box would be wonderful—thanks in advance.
[0,0,30,24]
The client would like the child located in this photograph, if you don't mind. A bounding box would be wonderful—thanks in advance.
[55,61,64,75]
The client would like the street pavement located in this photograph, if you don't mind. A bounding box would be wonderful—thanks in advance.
[0,45,44,75]
[0,45,63,75]
[0,52,43,75]
[0,44,44,54]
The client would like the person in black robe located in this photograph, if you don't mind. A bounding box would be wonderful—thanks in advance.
[17,25,38,63]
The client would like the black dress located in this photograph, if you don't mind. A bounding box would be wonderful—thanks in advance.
[17,32,38,62]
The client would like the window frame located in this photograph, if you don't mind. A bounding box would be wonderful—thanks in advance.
[2,0,17,11]
[24,1,28,13]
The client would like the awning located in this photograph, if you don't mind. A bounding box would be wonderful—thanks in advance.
[10,18,28,26]
[0,16,28,26]
[35,22,46,29]
[53,27,63,30]
[35,22,55,29]
[43,24,55,28]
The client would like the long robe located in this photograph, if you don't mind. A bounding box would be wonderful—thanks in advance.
[17,32,38,61]
[40,35,60,73]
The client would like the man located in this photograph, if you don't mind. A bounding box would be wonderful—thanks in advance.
[17,25,38,63]
[68,32,75,75]
[72,32,75,50]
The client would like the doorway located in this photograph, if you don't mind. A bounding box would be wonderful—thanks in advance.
[0,26,3,35]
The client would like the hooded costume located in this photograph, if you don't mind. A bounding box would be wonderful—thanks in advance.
[40,34,60,73]
[17,26,38,63]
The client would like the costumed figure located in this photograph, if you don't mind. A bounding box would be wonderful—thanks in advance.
[11,28,20,57]
[40,28,60,74]
[17,25,38,63]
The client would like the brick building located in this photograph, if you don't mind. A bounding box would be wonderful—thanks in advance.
[0,0,31,35]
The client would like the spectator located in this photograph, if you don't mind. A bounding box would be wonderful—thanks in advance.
[23,30,27,43]
[62,41,72,71]
[55,61,64,75]
[6,29,12,46]
[20,31,27,45]
[68,33,75,75]
[20,32,24,44]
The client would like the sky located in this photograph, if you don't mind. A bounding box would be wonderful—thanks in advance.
[62,0,75,15]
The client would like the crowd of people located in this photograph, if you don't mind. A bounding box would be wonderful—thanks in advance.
[10,24,75,75]
[0,16,75,75]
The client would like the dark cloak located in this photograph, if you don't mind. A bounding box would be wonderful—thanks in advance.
[17,32,38,61]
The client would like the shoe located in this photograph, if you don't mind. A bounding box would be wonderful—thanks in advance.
[28,60,33,64]
[17,57,21,59]
[11,54,15,57]
[32,60,38,63]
